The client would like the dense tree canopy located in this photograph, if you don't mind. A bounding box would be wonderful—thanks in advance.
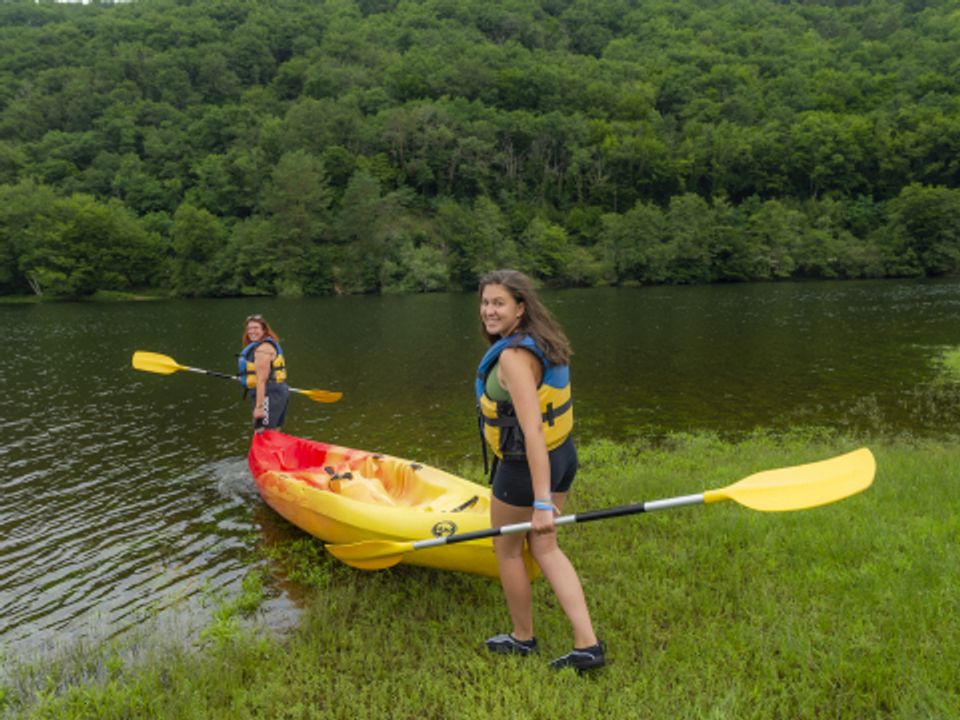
[1,0,959,296]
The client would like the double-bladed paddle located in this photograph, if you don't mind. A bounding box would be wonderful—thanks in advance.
[131,351,343,403]
[326,447,875,570]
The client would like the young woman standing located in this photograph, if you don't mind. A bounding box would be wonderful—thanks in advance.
[475,269,604,671]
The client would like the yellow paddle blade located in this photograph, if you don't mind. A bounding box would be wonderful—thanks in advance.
[325,539,414,570]
[131,351,186,375]
[704,447,875,512]
[292,387,343,404]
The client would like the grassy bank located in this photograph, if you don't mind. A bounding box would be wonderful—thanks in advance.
[3,431,958,719]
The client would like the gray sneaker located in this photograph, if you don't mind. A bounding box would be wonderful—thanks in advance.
[549,641,605,671]
[485,633,539,656]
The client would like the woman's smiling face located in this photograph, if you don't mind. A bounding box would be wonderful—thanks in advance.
[246,320,266,342]
[480,283,524,337]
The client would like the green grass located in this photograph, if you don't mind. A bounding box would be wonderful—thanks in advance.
[938,346,960,381]
[4,431,959,719]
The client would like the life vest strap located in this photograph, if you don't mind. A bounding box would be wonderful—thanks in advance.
[482,397,572,428]
[478,414,490,475]
[543,397,572,427]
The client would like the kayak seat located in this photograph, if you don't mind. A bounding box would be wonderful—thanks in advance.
[329,474,397,506]
[259,469,331,491]
[259,446,485,510]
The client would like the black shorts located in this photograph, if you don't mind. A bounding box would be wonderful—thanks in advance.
[252,383,290,431]
[491,436,577,507]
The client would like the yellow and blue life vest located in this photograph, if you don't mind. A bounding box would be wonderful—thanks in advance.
[475,334,573,460]
[238,339,287,390]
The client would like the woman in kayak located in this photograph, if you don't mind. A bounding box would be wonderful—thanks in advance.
[239,314,290,432]
[475,269,604,672]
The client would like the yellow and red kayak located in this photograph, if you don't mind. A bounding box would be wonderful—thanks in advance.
[248,430,536,578]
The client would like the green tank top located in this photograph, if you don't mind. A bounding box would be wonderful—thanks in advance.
[485,361,510,401]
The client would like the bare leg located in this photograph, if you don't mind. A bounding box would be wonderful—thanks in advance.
[491,498,536,640]
[529,491,598,648]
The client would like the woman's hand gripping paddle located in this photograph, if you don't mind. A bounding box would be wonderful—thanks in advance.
[325,447,876,571]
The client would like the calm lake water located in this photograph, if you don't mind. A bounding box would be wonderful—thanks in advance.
[2,279,959,662]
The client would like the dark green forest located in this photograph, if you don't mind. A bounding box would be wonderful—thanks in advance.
[1,0,959,297]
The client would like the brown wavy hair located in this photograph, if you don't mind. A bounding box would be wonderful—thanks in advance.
[241,314,280,346]
[478,269,572,365]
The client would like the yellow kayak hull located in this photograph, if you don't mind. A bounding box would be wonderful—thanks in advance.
[248,430,537,579]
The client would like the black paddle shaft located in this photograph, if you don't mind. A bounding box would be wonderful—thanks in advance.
[186,366,240,382]
[413,497,705,551]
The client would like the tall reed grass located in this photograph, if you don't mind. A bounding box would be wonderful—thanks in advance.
[4,431,958,719]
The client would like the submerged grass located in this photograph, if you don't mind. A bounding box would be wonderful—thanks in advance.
[4,431,959,719]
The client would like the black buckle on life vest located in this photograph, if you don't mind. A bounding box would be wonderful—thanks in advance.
[542,397,572,426]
